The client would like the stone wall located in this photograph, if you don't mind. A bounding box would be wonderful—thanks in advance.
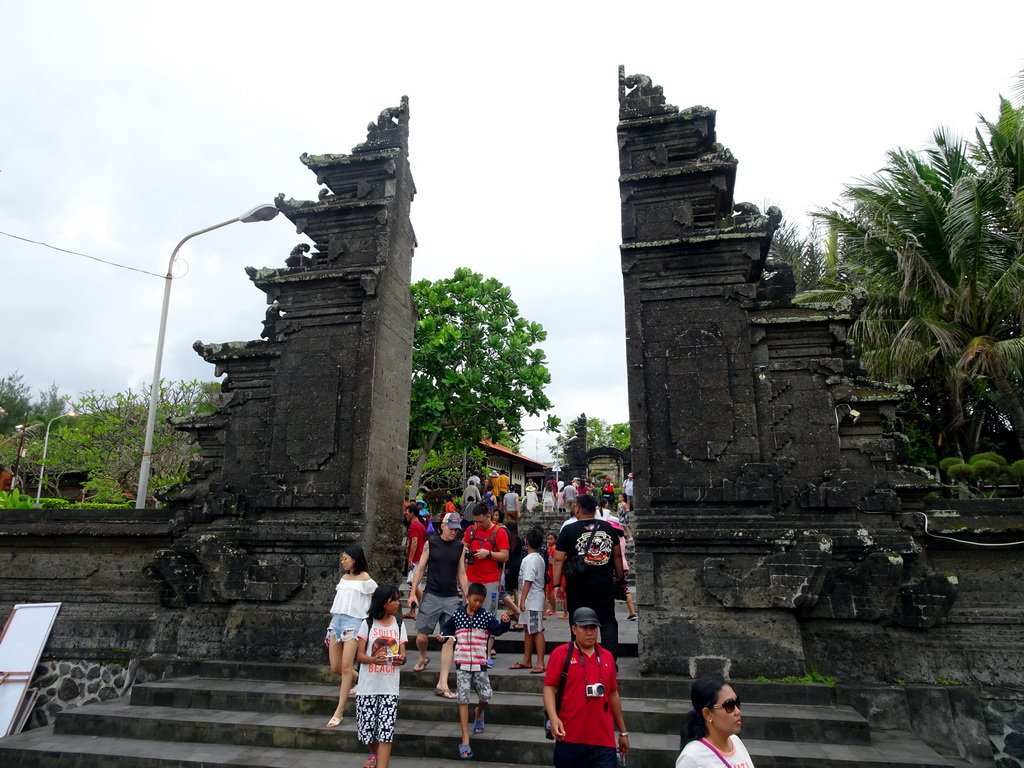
[27,659,140,729]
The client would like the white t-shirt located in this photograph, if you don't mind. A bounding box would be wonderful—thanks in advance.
[519,551,546,611]
[676,736,754,768]
[356,616,408,696]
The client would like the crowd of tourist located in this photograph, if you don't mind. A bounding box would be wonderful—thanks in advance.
[322,472,752,768]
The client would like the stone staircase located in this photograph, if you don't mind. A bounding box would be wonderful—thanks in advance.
[0,628,973,768]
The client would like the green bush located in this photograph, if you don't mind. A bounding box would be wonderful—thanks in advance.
[968,452,1007,467]
[946,463,978,483]
[1009,460,1024,483]
[939,457,964,473]
[971,460,1002,482]
[0,489,36,509]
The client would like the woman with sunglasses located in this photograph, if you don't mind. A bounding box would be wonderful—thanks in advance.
[676,676,754,767]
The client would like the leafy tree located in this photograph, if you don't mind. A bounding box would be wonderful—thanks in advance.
[411,444,489,498]
[816,77,1024,459]
[9,379,218,504]
[547,415,631,465]
[0,373,34,434]
[408,268,554,499]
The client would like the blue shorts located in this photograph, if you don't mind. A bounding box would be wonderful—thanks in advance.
[326,613,362,645]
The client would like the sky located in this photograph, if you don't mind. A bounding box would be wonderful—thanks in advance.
[2,1,1022,463]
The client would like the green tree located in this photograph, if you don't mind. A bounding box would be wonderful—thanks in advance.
[816,81,1024,459]
[408,268,554,499]
[20,380,218,504]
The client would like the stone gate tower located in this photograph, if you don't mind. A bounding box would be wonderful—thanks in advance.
[617,69,953,679]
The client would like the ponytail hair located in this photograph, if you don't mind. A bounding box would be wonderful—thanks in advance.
[680,675,727,750]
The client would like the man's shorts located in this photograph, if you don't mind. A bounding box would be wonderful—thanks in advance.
[415,592,460,636]
[456,668,493,704]
[407,565,418,585]
[523,609,543,635]
[481,582,500,616]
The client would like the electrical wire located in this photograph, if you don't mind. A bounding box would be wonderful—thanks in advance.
[0,229,167,279]
[915,510,1024,547]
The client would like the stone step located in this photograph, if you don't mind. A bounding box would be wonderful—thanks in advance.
[4,699,960,768]
[0,727,549,768]
[130,677,869,745]
[149,657,836,706]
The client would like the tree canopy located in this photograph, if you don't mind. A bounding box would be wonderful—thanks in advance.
[814,75,1024,459]
[408,268,554,497]
[1,375,217,503]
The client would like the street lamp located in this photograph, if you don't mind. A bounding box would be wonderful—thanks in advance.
[135,204,280,508]
[36,410,78,505]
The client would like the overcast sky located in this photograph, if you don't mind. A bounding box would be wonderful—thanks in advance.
[2,1,1022,462]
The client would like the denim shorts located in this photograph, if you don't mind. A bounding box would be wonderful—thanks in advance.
[326,613,363,645]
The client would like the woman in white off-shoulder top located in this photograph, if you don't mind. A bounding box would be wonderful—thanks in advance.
[325,544,377,727]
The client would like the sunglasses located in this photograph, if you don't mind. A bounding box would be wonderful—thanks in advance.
[710,697,741,713]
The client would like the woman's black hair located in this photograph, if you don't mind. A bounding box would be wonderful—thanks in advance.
[505,521,519,551]
[680,675,727,750]
[367,584,400,621]
[343,544,369,575]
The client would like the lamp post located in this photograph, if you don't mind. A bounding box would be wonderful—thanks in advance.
[35,411,78,506]
[135,204,280,509]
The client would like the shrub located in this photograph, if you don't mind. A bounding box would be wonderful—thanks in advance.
[946,463,978,483]
[968,452,1007,467]
[1009,460,1024,483]
[971,460,1002,482]
[939,457,964,473]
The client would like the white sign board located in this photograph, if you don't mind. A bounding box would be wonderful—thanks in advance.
[0,602,61,736]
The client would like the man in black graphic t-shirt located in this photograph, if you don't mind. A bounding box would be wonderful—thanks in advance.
[552,493,623,658]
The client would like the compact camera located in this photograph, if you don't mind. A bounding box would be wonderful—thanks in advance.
[585,683,606,698]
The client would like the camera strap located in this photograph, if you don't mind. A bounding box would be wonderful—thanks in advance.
[553,640,575,715]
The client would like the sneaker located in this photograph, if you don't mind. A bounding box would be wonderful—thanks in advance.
[489,649,497,658]
[627,614,638,621]
[486,658,494,667]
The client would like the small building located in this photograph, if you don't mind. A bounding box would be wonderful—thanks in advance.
[478,440,549,491]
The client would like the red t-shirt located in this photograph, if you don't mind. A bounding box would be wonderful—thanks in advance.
[544,642,618,747]
[463,524,510,584]
[407,519,426,564]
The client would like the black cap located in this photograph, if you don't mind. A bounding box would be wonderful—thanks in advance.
[571,607,600,626]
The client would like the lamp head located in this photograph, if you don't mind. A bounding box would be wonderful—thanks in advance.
[238,204,279,224]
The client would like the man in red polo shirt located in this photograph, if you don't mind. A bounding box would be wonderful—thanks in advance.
[544,607,629,768]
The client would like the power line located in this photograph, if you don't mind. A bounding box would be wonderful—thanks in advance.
[0,229,166,279]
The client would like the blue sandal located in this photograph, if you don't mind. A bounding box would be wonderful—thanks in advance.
[473,715,485,734]
[459,744,473,759]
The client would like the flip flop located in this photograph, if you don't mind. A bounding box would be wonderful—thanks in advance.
[530,666,546,674]
[434,687,457,699]
[363,756,377,768]
[326,715,342,727]
[473,715,485,734]
[459,744,473,759]
[412,658,430,672]
[507,663,530,670]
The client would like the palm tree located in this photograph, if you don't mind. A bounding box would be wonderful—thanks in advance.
[816,81,1024,458]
